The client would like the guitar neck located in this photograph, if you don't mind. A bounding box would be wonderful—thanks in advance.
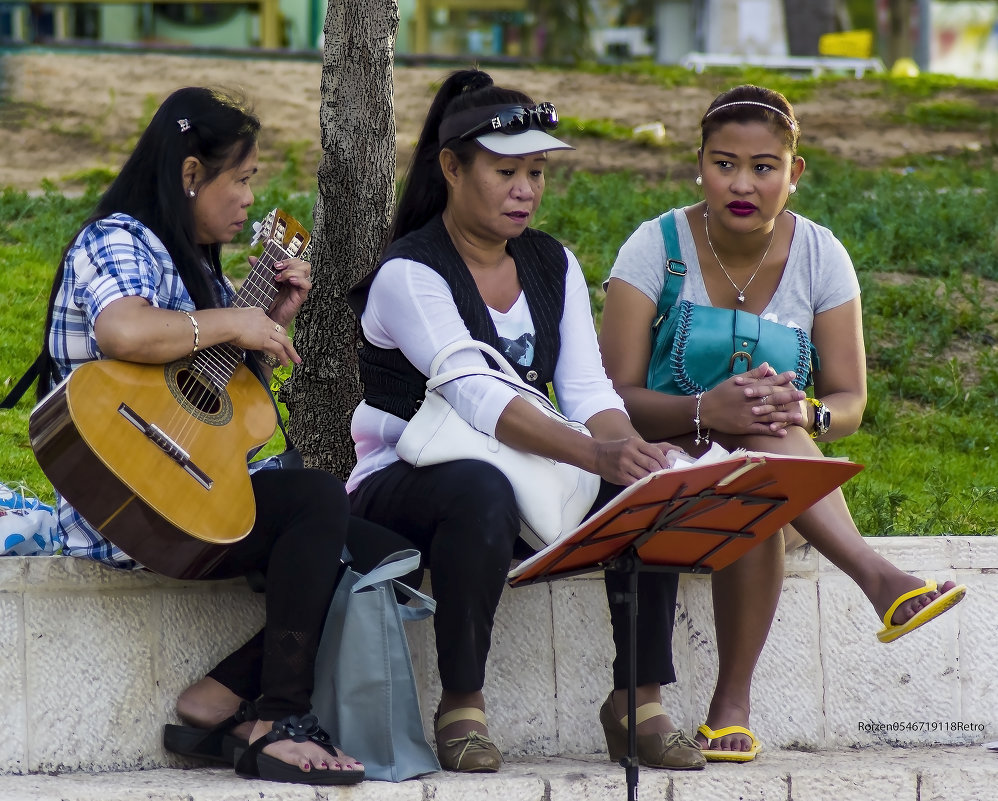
[188,208,310,389]
[189,241,290,387]
[233,237,290,312]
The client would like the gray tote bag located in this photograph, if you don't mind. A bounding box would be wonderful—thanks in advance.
[311,549,440,781]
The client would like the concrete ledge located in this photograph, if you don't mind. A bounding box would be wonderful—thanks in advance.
[1,748,997,801]
[1,536,995,775]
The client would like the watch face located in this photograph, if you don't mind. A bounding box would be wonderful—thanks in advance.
[817,405,831,434]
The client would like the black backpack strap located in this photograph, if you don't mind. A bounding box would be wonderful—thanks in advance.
[245,354,302,468]
[1,352,48,409]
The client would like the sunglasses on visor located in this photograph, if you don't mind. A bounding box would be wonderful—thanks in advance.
[458,102,559,141]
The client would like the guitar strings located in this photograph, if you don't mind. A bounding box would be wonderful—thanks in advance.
[166,237,293,457]
[169,238,283,451]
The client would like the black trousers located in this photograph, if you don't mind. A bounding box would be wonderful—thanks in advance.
[201,468,411,720]
[350,459,678,693]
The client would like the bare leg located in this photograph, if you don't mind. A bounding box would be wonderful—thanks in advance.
[696,529,785,753]
[738,428,955,623]
[176,677,253,741]
[678,429,957,755]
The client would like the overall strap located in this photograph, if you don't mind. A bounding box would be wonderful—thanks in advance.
[245,355,295,452]
[653,210,688,327]
[1,352,48,409]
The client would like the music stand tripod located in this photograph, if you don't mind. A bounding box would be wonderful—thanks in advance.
[508,453,862,800]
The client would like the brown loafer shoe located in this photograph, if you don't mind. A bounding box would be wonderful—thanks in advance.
[599,693,705,770]
[434,707,503,773]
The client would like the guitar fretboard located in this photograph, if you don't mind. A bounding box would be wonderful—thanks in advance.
[189,237,293,389]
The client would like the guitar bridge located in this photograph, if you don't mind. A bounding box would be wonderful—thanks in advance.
[118,403,213,490]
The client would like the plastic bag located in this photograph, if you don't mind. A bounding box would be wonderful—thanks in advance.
[1,482,61,556]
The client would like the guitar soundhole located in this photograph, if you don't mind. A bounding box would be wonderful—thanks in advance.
[177,370,223,415]
[164,362,234,426]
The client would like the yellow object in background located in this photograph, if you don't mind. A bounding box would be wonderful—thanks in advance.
[818,29,874,59]
[890,57,921,77]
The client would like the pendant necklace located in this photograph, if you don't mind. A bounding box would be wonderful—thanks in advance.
[703,211,776,304]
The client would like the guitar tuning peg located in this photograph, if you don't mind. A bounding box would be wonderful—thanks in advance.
[250,221,265,246]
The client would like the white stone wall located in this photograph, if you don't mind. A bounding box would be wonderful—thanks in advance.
[0,537,993,773]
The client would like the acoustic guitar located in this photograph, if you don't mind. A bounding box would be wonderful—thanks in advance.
[29,209,310,579]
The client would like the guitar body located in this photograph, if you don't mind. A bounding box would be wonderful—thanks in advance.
[30,358,276,579]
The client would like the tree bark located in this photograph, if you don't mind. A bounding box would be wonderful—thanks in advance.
[885,0,915,66]
[284,0,398,480]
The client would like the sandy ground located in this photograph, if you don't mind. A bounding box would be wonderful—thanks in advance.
[0,50,991,192]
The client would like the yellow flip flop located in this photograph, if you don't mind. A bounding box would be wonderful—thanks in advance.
[876,581,967,644]
[696,724,762,763]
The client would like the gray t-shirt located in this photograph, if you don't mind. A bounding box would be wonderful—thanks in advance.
[608,209,860,337]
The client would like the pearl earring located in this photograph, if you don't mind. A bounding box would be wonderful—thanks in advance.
[695,176,703,186]
[188,189,196,198]
[788,183,797,194]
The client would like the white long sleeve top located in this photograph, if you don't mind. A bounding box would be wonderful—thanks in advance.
[345,247,627,492]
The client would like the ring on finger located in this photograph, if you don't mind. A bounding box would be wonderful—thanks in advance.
[274,323,282,333]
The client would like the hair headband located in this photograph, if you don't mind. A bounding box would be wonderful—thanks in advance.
[703,101,798,131]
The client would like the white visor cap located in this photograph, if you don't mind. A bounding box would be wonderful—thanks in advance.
[475,128,575,156]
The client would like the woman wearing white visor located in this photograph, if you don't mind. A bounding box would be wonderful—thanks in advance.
[345,69,703,773]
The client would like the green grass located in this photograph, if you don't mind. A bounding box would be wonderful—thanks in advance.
[3,111,997,534]
[558,115,636,142]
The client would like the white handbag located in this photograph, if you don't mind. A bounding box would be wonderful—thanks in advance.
[395,339,601,550]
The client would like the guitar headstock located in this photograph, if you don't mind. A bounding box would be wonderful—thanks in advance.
[251,208,312,262]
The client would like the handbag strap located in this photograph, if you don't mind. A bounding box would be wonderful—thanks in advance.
[352,549,436,621]
[654,210,689,325]
[425,339,562,417]
[428,365,563,416]
[429,338,519,381]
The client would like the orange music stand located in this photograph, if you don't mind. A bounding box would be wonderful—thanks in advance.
[509,450,862,800]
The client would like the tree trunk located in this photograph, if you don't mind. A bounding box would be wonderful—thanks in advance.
[283,0,398,480]
[886,0,915,66]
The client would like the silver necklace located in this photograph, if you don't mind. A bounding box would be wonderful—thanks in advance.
[703,211,776,304]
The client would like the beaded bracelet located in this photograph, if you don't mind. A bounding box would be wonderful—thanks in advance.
[180,310,199,357]
[694,391,710,446]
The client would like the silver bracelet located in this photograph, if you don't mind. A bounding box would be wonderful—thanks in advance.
[180,310,199,357]
[694,392,710,446]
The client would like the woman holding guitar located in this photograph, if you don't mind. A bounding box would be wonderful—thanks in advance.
[36,87,393,786]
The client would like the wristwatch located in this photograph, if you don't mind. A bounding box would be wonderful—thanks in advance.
[807,397,830,439]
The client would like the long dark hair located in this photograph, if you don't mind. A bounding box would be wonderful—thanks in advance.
[700,84,800,156]
[38,87,260,399]
[387,69,533,245]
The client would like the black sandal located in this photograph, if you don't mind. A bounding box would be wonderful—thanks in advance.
[163,700,256,765]
[234,714,364,786]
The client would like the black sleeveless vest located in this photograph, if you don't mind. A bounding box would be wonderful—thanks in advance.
[347,214,569,421]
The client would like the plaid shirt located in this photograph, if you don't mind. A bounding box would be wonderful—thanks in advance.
[49,214,235,567]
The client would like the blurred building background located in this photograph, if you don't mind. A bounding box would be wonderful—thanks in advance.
[1,1,997,77]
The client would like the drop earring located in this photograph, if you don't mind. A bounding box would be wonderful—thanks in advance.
[695,176,703,186]
[788,183,797,194]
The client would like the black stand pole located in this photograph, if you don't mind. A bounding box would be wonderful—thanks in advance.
[609,548,639,800]
[607,546,692,801]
